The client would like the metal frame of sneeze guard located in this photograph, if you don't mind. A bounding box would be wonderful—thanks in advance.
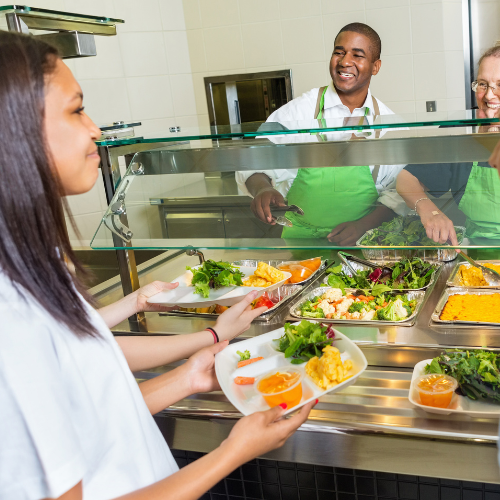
[95,115,500,331]
[1,5,124,58]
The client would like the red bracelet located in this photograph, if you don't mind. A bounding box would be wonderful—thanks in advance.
[206,327,219,344]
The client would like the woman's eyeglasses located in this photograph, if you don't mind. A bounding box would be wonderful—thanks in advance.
[472,81,500,94]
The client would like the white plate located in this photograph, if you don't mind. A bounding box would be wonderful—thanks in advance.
[147,265,292,307]
[215,322,368,416]
[409,359,500,418]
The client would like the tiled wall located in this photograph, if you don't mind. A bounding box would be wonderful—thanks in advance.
[2,0,476,245]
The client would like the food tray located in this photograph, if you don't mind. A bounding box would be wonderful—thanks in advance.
[160,284,303,320]
[323,260,441,292]
[147,264,291,308]
[232,259,326,286]
[446,260,500,289]
[409,359,500,418]
[431,287,500,326]
[356,226,465,263]
[215,322,367,416]
[290,287,426,326]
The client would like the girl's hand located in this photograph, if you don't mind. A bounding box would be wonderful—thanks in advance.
[222,400,316,465]
[214,291,267,341]
[184,341,228,395]
[134,281,179,313]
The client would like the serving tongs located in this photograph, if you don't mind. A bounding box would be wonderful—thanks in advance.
[456,250,500,286]
[270,204,304,227]
[338,251,393,282]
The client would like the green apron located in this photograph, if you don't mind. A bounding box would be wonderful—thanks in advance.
[282,86,379,238]
[458,162,500,240]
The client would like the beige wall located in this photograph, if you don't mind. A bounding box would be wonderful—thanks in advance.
[2,0,483,245]
[186,0,466,117]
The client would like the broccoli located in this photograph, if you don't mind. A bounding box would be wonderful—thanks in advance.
[237,350,251,361]
[377,298,408,321]
[348,302,366,313]
[302,308,325,319]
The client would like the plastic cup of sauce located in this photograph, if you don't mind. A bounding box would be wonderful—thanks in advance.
[257,368,303,409]
[415,373,458,408]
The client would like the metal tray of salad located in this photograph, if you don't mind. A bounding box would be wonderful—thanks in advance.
[161,284,303,322]
[290,286,425,326]
[356,215,465,263]
[446,260,500,289]
[232,258,325,286]
[323,258,441,292]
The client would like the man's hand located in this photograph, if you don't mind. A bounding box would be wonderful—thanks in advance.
[251,187,286,224]
[327,220,367,245]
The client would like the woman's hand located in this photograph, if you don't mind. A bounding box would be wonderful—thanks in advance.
[221,400,316,465]
[214,291,267,341]
[418,204,458,245]
[134,280,179,313]
[184,340,228,395]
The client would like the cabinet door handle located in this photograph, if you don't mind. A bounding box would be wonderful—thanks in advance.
[224,219,230,223]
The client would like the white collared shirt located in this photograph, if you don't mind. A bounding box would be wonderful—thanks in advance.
[235,82,408,215]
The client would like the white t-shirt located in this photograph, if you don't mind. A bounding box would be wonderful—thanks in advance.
[0,271,178,500]
[235,82,409,216]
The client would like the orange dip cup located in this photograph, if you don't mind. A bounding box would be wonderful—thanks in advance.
[415,374,458,408]
[257,369,303,409]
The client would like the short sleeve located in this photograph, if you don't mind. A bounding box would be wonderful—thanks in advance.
[404,163,455,198]
[0,307,85,500]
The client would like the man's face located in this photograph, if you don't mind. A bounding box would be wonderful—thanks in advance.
[329,31,381,95]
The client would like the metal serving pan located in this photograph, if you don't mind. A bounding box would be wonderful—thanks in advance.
[431,287,500,326]
[356,226,465,263]
[323,260,441,292]
[289,286,426,327]
[161,284,303,322]
[447,260,500,289]
[231,259,326,286]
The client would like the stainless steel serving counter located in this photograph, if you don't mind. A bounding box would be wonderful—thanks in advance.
[91,249,500,482]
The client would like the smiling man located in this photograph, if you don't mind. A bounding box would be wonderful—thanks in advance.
[236,23,405,244]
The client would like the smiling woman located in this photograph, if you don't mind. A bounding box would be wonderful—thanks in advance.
[0,30,315,500]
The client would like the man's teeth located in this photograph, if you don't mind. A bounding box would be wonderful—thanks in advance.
[486,102,500,109]
[340,72,354,78]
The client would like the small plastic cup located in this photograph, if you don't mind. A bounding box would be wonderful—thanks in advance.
[256,368,303,409]
[415,373,458,408]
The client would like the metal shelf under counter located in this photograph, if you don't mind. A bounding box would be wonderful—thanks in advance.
[90,249,500,483]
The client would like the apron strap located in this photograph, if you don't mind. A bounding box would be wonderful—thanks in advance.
[372,96,381,181]
[314,86,328,119]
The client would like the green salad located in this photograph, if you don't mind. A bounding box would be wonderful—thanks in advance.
[274,320,336,364]
[326,257,437,291]
[360,215,464,247]
[426,350,500,403]
[186,260,244,298]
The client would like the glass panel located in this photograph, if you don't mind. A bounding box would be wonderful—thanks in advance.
[91,126,500,252]
[0,5,124,23]
[95,110,499,146]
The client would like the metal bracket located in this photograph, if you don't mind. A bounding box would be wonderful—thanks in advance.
[186,249,205,265]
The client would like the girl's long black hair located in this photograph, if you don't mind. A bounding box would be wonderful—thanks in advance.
[0,31,98,337]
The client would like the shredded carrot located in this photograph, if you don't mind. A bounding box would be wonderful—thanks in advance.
[382,302,388,307]
[375,305,382,310]
[440,294,500,322]
[237,357,264,368]
[367,296,375,301]
[357,295,366,300]
[234,377,255,385]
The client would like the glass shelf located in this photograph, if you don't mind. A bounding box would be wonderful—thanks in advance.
[0,5,124,24]
[91,123,500,251]
[96,110,499,147]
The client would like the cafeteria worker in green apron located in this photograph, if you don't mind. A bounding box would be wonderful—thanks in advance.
[396,45,500,252]
[238,22,406,245]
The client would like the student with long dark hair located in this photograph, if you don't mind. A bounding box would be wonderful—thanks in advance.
[0,31,314,500]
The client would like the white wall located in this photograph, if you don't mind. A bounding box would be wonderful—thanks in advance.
[186,0,466,117]
[2,0,479,245]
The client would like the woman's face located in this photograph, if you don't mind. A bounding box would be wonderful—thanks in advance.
[476,56,500,111]
[44,59,101,196]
